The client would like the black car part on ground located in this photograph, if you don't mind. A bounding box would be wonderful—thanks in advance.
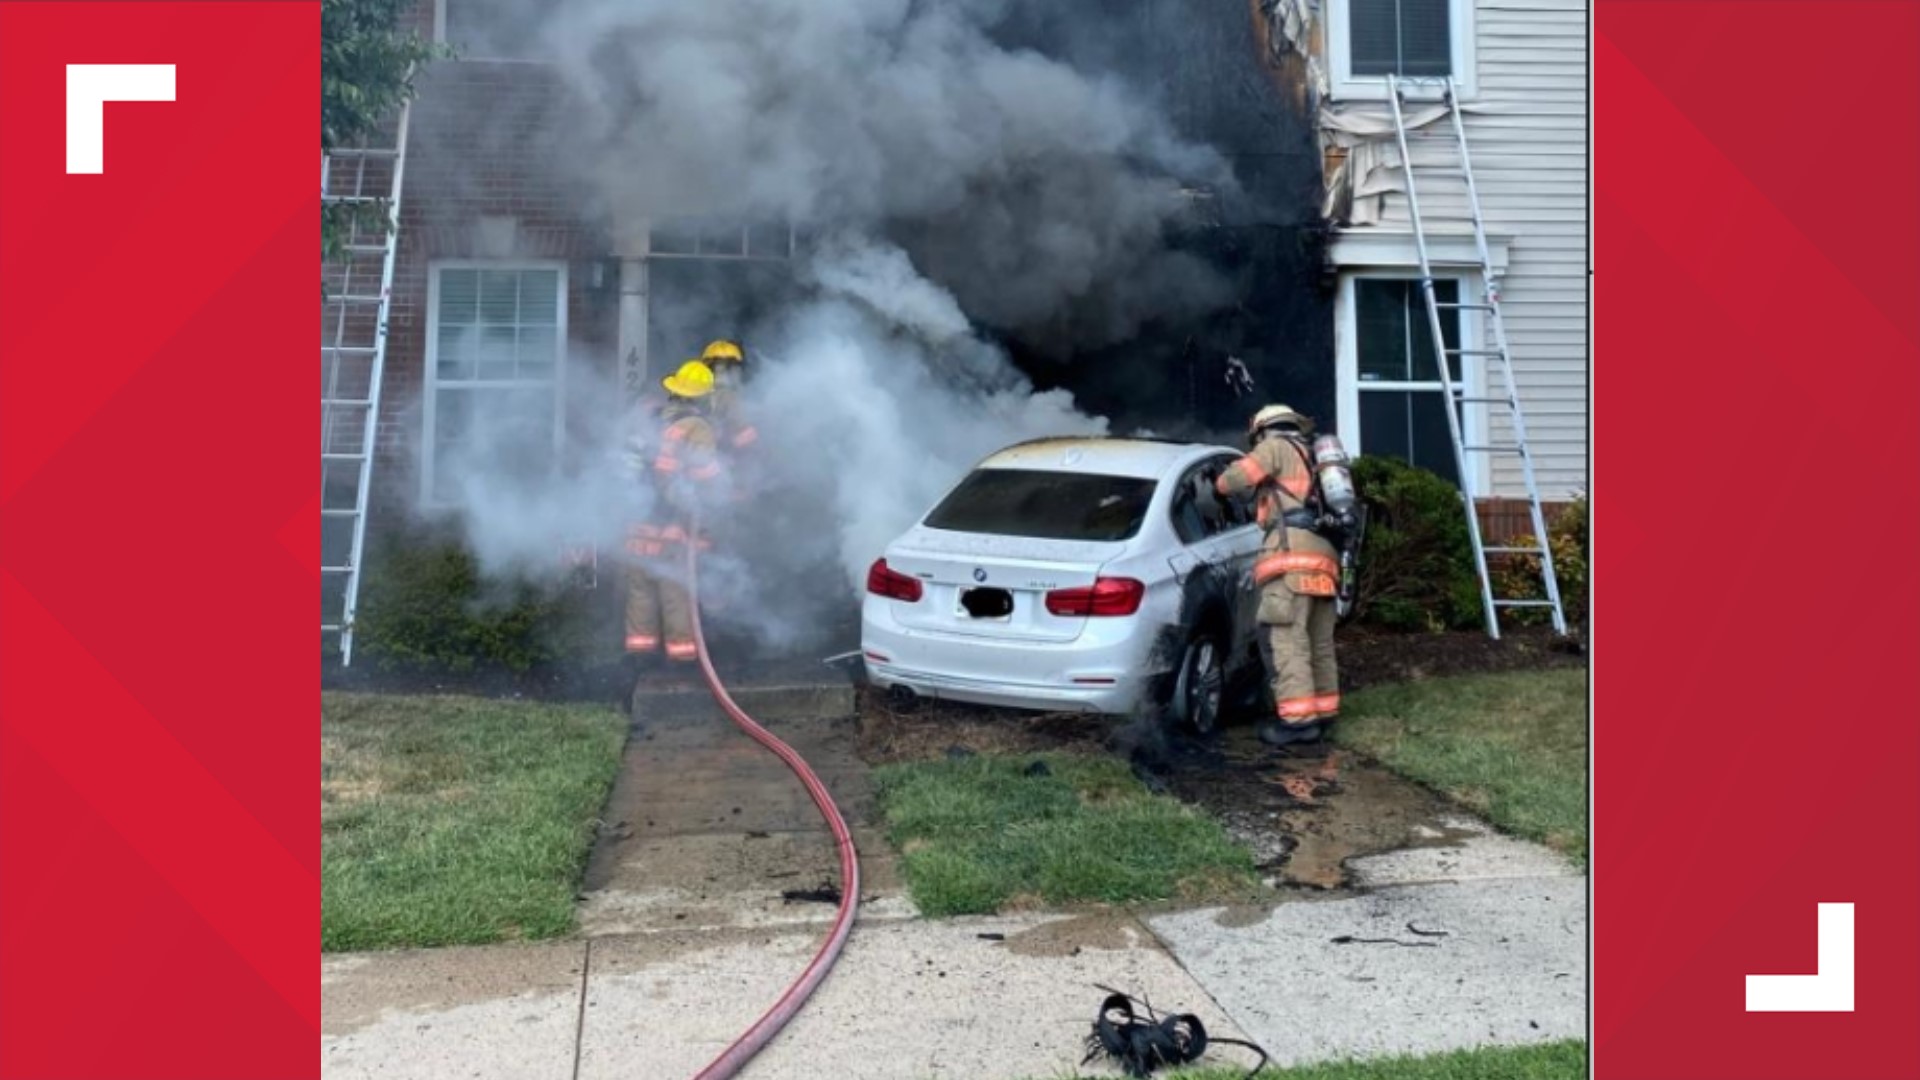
[1081,985,1269,1079]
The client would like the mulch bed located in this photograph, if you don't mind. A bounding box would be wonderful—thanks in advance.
[1335,623,1586,693]
[854,689,1113,766]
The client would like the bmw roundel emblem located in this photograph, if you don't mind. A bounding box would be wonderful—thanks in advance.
[973,567,988,583]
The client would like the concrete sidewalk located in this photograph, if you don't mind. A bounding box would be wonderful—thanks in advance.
[323,824,1584,1080]
[323,911,1252,1080]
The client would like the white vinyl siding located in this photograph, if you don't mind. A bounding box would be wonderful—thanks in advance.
[1328,0,1588,498]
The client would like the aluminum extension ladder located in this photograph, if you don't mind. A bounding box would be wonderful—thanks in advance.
[321,104,411,665]
[1385,75,1567,638]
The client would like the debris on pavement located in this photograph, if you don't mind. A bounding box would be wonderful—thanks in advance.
[780,881,843,905]
[1330,934,1439,948]
[1081,984,1269,1079]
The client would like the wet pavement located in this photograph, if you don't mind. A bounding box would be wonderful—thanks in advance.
[578,674,911,937]
[1158,723,1476,892]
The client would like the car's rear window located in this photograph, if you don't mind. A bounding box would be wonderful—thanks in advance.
[922,468,1157,542]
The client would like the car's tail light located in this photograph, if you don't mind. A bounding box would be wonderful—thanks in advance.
[866,558,923,602]
[1045,577,1145,617]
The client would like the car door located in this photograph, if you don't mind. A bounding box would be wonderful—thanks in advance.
[1165,453,1264,663]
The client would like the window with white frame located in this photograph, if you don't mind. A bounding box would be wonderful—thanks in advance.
[1330,0,1475,98]
[424,264,567,506]
[1340,275,1479,490]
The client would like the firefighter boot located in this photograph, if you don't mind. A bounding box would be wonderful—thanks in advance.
[1260,720,1322,748]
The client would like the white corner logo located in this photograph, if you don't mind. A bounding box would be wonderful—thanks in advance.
[67,64,175,174]
[1745,903,1854,1012]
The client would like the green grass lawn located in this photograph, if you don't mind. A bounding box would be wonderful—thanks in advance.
[873,753,1257,917]
[1023,1039,1586,1080]
[322,692,626,951]
[1334,669,1587,863]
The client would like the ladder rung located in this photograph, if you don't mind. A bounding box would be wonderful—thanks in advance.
[321,565,355,574]
[1484,545,1544,555]
[324,345,380,354]
[323,398,375,408]
[341,244,394,254]
[1444,348,1504,356]
[328,147,401,158]
[321,623,343,632]
[322,452,366,461]
[1493,600,1559,608]
[1450,395,1513,405]
[323,195,386,205]
[327,294,387,304]
[321,509,362,518]
[1463,444,1525,454]
[1435,302,1497,311]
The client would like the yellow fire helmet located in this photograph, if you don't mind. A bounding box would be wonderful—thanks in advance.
[700,339,745,365]
[662,360,716,399]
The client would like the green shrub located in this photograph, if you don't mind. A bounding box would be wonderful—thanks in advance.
[1492,496,1589,628]
[352,524,610,672]
[1349,455,1484,631]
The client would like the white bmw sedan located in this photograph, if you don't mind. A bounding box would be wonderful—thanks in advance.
[861,437,1267,731]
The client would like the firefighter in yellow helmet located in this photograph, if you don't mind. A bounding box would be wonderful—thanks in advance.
[1214,404,1342,747]
[622,360,728,666]
[699,338,758,452]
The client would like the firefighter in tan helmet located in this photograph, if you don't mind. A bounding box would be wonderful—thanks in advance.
[622,360,728,666]
[1214,404,1349,747]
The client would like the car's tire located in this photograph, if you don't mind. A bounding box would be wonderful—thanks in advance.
[1170,626,1227,735]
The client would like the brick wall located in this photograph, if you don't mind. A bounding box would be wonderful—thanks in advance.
[1476,497,1578,544]
[371,9,615,524]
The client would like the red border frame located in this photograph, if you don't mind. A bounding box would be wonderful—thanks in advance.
[0,4,317,1077]
[1594,2,1920,1077]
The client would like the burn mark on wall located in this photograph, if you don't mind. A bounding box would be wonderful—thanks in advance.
[978,0,1337,442]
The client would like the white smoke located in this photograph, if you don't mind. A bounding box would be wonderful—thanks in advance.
[745,237,1111,592]
[416,0,1245,654]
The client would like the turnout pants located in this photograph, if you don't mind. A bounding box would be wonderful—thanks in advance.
[624,525,701,662]
[1256,581,1340,727]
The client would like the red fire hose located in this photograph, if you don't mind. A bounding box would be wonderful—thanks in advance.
[681,525,862,1080]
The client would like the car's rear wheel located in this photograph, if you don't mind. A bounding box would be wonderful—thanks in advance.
[1171,628,1226,735]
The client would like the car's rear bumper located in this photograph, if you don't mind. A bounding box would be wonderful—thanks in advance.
[863,658,1144,713]
[860,597,1161,715]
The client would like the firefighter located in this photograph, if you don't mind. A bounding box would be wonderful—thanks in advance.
[1214,404,1342,748]
[699,338,759,452]
[622,360,727,667]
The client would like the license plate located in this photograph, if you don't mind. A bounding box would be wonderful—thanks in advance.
[959,586,1013,619]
